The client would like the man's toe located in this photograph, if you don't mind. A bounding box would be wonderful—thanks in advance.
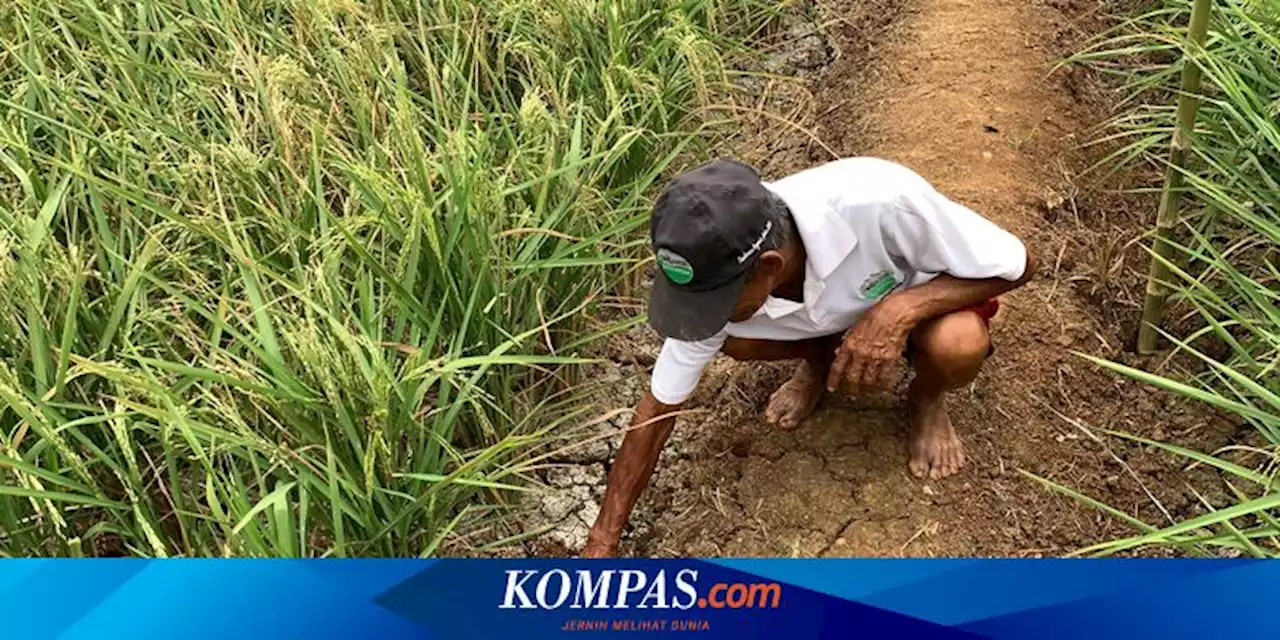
[909,455,929,478]
[764,397,782,424]
[926,443,964,479]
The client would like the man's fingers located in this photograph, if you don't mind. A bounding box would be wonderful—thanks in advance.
[581,540,617,558]
[829,347,901,395]
[827,347,851,391]
[868,358,895,391]
[849,357,893,394]
[850,359,871,394]
[846,354,870,395]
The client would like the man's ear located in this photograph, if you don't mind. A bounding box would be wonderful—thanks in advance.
[756,250,786,280]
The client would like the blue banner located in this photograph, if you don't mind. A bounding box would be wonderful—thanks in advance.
[0,559,1271,638]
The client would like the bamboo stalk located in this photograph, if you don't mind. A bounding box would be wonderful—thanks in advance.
[1137,0,1215,354]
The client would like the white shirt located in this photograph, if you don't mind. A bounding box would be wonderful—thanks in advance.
[649,157,1027,405]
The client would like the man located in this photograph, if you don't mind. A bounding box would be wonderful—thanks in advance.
[581,157,1037,558]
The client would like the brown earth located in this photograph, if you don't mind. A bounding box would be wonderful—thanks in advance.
[516,0,1244,558]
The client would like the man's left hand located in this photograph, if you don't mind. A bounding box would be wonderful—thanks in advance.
[826,298,914,394]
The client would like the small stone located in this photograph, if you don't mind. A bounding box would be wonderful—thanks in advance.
[835,537,847,546]
[922,484,937,496]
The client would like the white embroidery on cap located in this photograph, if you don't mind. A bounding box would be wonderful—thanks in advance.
[736,221,773,264]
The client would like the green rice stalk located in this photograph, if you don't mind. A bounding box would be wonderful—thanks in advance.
[0,0,780,557]
[1137,0,1214,354]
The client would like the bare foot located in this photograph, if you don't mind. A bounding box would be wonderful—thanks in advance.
[907,391,966,479]
[765,361,825,430]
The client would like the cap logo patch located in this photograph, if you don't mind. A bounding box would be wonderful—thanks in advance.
[656,248,694,285]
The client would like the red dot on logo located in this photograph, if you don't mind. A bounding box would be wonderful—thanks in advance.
[698,598,707,608]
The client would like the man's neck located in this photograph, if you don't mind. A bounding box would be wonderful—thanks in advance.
[770,237,808,303]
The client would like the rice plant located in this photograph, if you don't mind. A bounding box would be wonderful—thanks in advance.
[0,0,775,557]
[1049,0,1280,557]
[1136,0,1212,353]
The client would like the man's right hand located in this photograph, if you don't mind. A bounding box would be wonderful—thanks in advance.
[580,391,681,559]
[581,535,618,558]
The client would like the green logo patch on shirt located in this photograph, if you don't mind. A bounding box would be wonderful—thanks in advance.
[656,248,694,285]
[860,270,899,300]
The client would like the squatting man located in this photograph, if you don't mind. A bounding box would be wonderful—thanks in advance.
[582,157,1038,558]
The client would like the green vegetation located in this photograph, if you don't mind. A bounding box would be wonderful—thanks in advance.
[0,0,774,556]
[1135,0,1211,354]
[1051,0,1280,556]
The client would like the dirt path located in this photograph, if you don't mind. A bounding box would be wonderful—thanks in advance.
[522,0,1236,559]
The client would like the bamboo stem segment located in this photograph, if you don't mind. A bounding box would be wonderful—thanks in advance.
[1137,0,1214,354]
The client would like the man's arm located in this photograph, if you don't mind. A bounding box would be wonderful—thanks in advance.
[884,252,1038,330]
[584,333,723,556]
[828,243,1038,394]
[582,392,682,557]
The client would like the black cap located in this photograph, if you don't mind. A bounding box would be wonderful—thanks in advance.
[648,158,782,341]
